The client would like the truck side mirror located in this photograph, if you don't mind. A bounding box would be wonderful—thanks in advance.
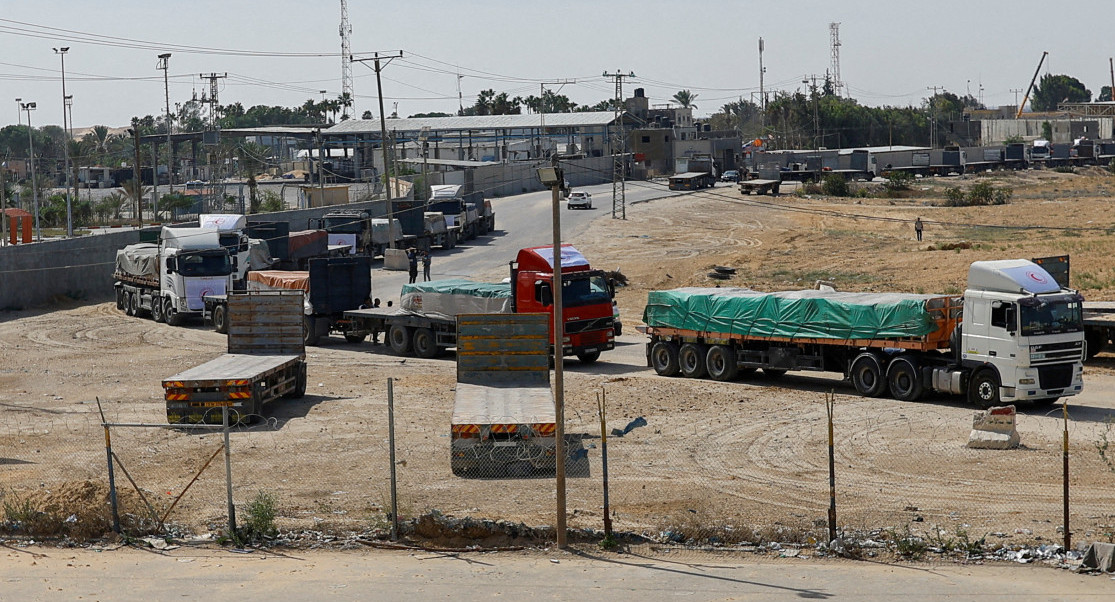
[166,257,176,274]
[535,282,553,306]
[1005,305,1016,333]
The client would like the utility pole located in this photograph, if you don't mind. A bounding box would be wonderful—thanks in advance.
[1109,58,1114,103]
[23,102,40,240]
[758,38,766,133]
[54,47,72,238]
[15,98,21,127]
[353,52,404,200]
[804,75,820,148]
[158,53,173,198]
[927,85,945,148]
[1010,88,1023,111]
[602,71,634,220]
[131,119,143,226]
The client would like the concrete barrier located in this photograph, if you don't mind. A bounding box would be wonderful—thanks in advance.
[967,405,1020,449]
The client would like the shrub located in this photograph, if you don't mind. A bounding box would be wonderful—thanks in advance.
[1053,166,1076,174]
[943,183,1011,207]
[821,173,849,197]
[238,490,278,543]
[884,170,914,193]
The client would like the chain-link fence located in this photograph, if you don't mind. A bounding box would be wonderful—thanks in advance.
[3,377,1114,560]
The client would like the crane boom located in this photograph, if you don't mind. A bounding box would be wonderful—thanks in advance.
[1017,51,1049,118]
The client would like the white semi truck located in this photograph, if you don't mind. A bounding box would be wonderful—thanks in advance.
[644,259,1085,408]
[114,226,233,326]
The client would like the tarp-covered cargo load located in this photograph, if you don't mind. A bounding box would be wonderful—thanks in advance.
[248,238,274,270]
[423,213,447,235]
[287,229,328,263]
[643,287,946,341]
[370,218,402,245]
[248,270,312,314]
[401,279,512,319]
[115,243,159,278]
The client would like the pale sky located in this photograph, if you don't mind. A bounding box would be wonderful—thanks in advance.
[2,0,1111,129]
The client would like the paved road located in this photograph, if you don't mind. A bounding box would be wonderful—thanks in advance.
[370,180,688,301]
[2,546,1110,601]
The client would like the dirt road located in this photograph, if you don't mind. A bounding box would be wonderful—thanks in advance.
[3,169,1115,549]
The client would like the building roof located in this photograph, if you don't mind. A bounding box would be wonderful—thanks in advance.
[325,111,622,136]
[398,158,499,168]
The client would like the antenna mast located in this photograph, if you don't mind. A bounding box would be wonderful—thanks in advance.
[340,0,354,118]
[829,22,843,96]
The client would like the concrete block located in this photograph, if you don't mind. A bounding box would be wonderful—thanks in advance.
[968,405,1020,449]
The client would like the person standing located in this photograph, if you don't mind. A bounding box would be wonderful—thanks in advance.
[914,217,924,242]
[421,250,431,281]
[407,248,418,284]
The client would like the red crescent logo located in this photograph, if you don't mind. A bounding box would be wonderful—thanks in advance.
[1027,271,1048,283]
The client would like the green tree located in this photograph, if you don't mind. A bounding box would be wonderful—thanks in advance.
[672,90,698,109]
[237,142,272,213]
[1099,86,1112,102]
[1031,74,1091,111]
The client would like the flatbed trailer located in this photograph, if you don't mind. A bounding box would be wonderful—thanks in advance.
[343,307,456,358]
[163,290,307,424]
[451,313,556,476]
[737,178,781,195]
[1083,301,1115,360]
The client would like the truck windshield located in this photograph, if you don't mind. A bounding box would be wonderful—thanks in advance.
[323,217,363,233]
[563,274,611,308]
[1020,297,1082,337]
[177,252,232,277]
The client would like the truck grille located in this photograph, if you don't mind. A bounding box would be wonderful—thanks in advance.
[1038,364,1074,390]
[1031,340,1083,365]
[565,316,613,335]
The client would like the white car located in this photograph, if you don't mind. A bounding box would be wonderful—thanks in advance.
[567,191,592,210]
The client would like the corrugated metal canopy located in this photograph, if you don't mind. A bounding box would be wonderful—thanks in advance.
[325,111,622,136]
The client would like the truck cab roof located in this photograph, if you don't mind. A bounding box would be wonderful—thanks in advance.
[517,244,591,273]
[968,259,1062,295]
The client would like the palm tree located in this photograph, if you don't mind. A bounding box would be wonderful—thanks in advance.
[237,142,272,214]
[120,180,150,224]
[672,90,699,109]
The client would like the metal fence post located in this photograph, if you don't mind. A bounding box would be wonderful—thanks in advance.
[1063,401,1071,551]
[598,389,612,538]
[223,406,236,537]
[96,398,120,533]
[388,377,399,541]
[826,391,837,544]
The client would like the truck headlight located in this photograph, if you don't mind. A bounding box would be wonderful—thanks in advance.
[1019,378,1036,385]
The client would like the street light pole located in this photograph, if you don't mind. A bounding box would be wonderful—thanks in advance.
[15,98,21,127]
[158,53,173,198]
[22,102,39,241]
[54,47,72,237]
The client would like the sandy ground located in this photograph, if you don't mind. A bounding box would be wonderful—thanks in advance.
[3,167,1115,551]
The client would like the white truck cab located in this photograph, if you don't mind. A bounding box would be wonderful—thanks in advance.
[200,214,251,287]
[960,259,1084,405]
[160,227,234,322]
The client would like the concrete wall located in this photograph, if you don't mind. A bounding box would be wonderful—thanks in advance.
[982,118,1113,144]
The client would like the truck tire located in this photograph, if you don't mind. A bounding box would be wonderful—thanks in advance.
[679,343,708,378]
[706,345,738,381]
[115,288,125,311]
[650,341,680,377]
[412,327,439,358]
[1085,327,1106,361]
[164,299,184,326]
[125,292,137,317]
[388,324,412,355]
[283,363,308,399]
[212,304,228,334]
[851,353,886,397]
[151,296,165,323]
[886,356,924,401]
[576,350,601,364]
[967,369,1001,409]
[303,316,321,346]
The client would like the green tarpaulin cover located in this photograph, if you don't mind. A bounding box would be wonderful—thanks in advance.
[643,287,939,340]
[401,279,511,298]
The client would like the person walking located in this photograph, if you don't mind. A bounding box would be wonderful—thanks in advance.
[914,217,924,242]
[407,248,418,284]
[421,250,431,281]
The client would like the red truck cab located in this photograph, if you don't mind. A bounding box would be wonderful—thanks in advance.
[510,244,615,363]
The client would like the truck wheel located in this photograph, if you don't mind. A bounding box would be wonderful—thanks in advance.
[303,316,321,346]
[967,370,1001,409]
[706,345,738,381]
[851,353,886,397]
[151,296,165,323]
[388,324,412,355]
[679,343,708,378]
[115,288,125,311]
[886,356,924,401]
[125,292,137,317]
[1085,327,1106,361]
[283,363,308,399]
[576,350,601,364]
[164,299,184,326]
[650,341,680,376]
[412,327,439,358]
[212,304,228,334]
